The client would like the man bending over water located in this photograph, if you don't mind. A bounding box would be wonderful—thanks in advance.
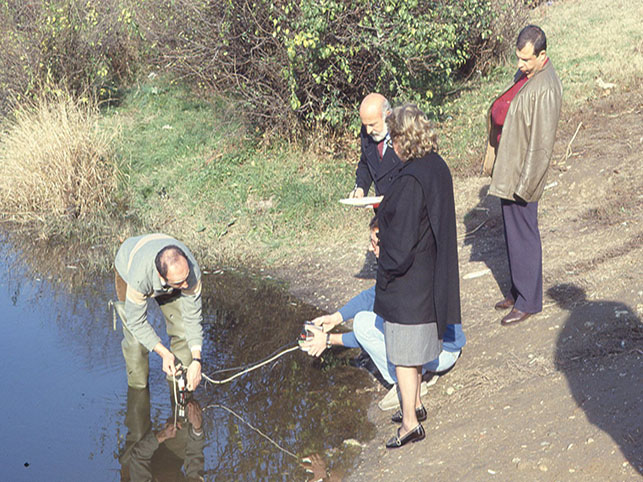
[114,233,204,391]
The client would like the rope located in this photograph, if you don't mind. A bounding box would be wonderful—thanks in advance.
[205,342,297,375]
[204,402,299,460]
[199,346,304,460]
[202,345,299,385]
[169,344,300,428]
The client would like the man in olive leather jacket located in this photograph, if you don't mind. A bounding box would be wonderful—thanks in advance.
[482,25,563,326]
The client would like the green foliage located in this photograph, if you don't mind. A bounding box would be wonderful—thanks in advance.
[1,0,527,133]
[281,0,496,123]
[148,0,525,133]
[0,0,143,115]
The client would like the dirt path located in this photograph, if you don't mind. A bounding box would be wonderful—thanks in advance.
[276,89,643,480]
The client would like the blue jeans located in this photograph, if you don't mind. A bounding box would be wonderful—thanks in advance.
[345,312,465,385]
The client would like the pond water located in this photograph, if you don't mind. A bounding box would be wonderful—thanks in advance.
[0,236,375,481]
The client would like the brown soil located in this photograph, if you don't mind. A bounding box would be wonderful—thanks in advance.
[274,88,643,480]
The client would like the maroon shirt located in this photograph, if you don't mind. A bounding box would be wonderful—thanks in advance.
[491,74,528,144]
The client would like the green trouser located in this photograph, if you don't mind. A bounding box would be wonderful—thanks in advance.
[118,293,194,389]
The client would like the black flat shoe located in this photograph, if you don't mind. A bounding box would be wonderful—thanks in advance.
[391,405,427,423]
[385,424,425,448]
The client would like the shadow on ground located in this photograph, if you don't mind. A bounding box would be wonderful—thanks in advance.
[550,283,643,474]
[463,184,510,295]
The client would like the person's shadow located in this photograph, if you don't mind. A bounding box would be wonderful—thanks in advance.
[462,185,509,294]
[549,283,643,474]
[354,249,377,279]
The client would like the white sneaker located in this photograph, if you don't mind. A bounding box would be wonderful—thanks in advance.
[378,384,400,411]
[423,374,439,387]
[377,380,433,411]
[426,349,461,374]
[420,380,432,394]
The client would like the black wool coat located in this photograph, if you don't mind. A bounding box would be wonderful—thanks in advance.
[354,126,402,196]
[374,152,461,339]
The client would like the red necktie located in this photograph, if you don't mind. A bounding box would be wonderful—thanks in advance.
[377,140,384,159]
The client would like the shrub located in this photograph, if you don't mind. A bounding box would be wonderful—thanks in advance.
[0,0,529,134]
[0,0,143,116]
[0,91,120,221]
[146,0,527,133]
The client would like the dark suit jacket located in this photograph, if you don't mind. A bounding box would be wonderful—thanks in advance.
[374,152,461,338]
[355,126,402,196]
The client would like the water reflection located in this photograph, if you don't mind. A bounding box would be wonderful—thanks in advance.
[301,453,345,481]
[0,234,124,481]
[120,387,205,481]
[194,270,376,480]
[0,234,375,480]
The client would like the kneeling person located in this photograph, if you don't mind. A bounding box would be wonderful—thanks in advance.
[302,220,465,410]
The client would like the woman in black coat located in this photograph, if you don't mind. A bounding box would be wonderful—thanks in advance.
[374,104,461,448]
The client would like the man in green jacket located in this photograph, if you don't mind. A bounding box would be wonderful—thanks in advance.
[482,25,563,326]
[114,233,204,390]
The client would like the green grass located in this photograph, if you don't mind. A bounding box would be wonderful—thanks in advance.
[103,77,370,267]
[544,0,643,107]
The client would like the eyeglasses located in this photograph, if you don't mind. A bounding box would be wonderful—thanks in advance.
[165,276,188,288]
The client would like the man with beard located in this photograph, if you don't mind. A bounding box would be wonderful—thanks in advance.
[349,93,402,198]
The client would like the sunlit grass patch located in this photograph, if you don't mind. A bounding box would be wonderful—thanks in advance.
[106,78,363,266]
[543,0,643,106]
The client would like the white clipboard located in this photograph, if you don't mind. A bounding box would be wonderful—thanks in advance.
[339,196,383,208]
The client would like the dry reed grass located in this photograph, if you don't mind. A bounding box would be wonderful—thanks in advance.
[0,92,119,222]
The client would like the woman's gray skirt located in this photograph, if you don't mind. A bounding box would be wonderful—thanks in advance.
[384,321,441,366]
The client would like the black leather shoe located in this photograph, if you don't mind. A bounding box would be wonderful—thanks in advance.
[495,297,515,311]
[501,308,532,326]
[391,405,427,423]
[385,424,425,449]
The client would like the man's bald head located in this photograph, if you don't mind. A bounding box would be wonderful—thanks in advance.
[155,245,190,288]
[360,93,391,142]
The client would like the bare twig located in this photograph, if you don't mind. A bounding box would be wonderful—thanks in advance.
[458,218,488,240]
[562,121,583,162]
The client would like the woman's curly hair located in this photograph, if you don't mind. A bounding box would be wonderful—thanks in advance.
[386,104,438,161]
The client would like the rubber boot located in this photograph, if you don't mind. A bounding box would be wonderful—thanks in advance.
[115,301,150,389]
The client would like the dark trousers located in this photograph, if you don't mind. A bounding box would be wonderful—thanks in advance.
[501,199,543,313]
